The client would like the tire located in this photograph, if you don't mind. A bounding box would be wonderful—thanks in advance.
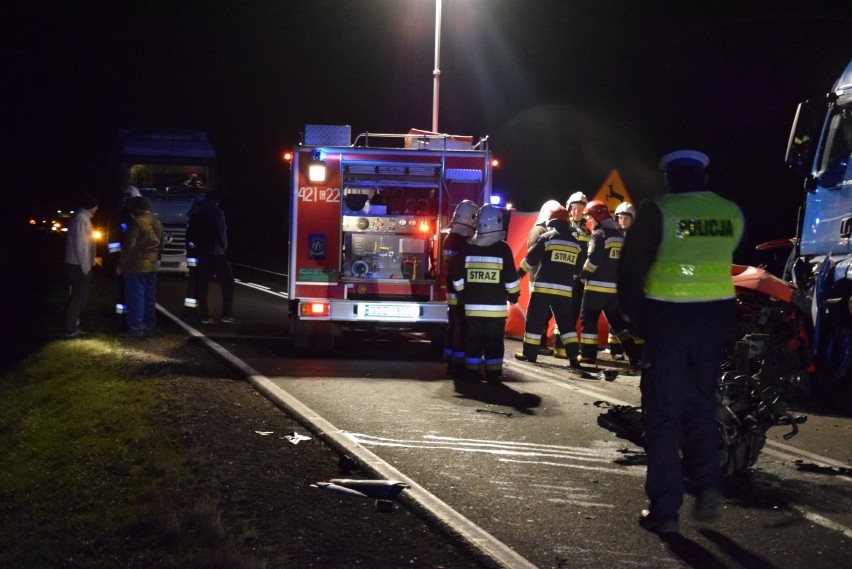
[818,296,852,411]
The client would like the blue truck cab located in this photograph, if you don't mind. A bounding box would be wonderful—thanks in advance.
[786,58,852,390]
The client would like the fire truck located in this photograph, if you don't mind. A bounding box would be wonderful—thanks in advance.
[288,125,494,350]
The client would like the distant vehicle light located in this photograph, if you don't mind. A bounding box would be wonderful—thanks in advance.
[301,302,330,317]
[92,229,104,241]
[491,158,500,168]
[282,151,293,162]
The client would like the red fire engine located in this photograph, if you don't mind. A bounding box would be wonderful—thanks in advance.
[288,125,493,350]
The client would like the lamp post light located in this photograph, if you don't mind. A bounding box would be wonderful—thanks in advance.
[432,0,442,133]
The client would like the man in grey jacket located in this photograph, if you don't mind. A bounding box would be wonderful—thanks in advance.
[64,193,99,338]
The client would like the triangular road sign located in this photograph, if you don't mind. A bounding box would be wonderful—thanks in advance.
[591,170,634,213]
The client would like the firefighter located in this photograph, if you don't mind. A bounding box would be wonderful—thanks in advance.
[451,204,520,383]
[577,200,639,368]
[515,206,583,365]
[618,149,744,534]
[614,201,636,231]
[526,199,564,356]
[609,201,639,360]
[565,192,590,357]
[441,200,478,377]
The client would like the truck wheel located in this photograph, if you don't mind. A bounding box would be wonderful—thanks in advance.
[819,300,852,411]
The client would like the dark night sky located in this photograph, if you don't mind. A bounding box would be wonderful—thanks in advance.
[5,1,852,263]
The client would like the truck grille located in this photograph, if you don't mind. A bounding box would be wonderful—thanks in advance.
[162,224,187,255]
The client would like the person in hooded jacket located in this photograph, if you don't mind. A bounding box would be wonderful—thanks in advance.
[116,196,163,337]
[442,200,478,377]
[515,206,584,364]
[451,204,520,383]
[64,193,99,338]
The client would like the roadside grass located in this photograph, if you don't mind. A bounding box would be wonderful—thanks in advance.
[0,336,263,569]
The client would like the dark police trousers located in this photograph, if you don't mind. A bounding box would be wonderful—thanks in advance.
[640,298,735,521]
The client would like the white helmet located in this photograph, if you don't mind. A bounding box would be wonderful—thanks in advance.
[471,204,506,246]
[615,202,636,218]
[566,191,588,207]
[535,199,562,224]
[444,200,478,236]
[122,185,141,199]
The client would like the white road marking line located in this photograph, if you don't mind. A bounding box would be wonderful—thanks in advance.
[235,279,289,299]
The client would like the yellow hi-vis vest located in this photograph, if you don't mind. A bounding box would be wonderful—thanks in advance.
[645,191,744,302]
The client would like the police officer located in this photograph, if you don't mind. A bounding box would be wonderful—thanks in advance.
[577,200,638,368]
[451,204,520,383]
[618,150,744,534]
[515,206,583,364]
[441,200,478,377]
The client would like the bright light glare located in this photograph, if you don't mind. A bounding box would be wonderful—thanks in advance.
[308,163,326,183]
[489,194,503,205]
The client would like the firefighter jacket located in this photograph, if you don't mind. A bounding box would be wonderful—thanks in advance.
[442,231,469,307]
[579,218,623,295]
[645,192,744,302]
[518,219,583,297]
[119,211,164,274]
[570,219,591,272]
[452,240,521,318]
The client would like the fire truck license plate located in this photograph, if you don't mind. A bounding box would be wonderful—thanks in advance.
[361,304,419,319]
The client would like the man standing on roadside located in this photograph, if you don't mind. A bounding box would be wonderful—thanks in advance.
[618,150,744,535]
[188,191,237,324]
[117,196,164,338]
[64,193,99,338]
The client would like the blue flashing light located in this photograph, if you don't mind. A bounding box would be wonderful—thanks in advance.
[489,194,503,206]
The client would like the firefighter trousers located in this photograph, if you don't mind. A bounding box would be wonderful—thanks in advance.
[522,292,579,362]
[465,317,506,381]
[444,304,466,370]
[579,289,632,364]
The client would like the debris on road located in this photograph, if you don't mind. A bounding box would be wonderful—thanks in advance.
[476,408,513,417]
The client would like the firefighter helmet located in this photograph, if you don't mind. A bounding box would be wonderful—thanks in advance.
[444,199,478,234]
[546,206,570,226]
[583,200,612,222]
[476,204,505,234]
[535,199,563,224]
[614,202,636,219]
[566,191,588,207]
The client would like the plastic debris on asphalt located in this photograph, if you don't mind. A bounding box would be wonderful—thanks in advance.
[285,432,312,444]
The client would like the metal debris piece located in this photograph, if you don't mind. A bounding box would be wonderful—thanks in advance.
[476,408,513,417]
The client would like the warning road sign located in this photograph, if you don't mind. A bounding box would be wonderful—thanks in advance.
[592,170,634,213]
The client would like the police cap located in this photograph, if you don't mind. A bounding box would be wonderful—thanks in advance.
[659,149,710,171]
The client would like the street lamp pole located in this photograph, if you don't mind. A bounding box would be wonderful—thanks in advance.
[432,0,442,133]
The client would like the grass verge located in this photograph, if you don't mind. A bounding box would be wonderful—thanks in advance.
[0,336,262,569]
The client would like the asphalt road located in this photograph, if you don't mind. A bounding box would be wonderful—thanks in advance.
[153,268,852,569]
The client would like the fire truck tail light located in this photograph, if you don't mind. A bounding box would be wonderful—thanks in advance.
[417,220,431,233]
[301,302,330,317]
